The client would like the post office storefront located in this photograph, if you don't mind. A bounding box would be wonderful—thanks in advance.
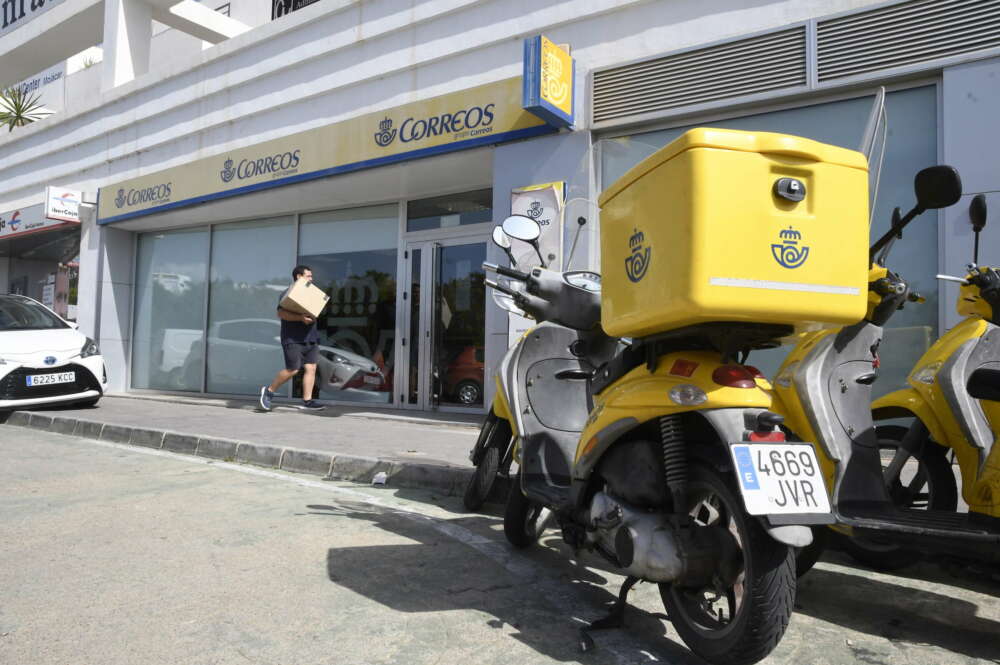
[97,77,565,411]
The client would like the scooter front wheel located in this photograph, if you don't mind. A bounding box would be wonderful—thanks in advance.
[660,465,794,665]
[463,442,501,511]
[503,473,551,548]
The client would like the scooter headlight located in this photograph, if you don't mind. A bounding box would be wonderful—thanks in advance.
[911,361,942,385]
[669,384,707,406]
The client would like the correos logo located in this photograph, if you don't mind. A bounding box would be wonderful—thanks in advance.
[220,150,302,183]
[374,104,496,148]
[114,184,172,209]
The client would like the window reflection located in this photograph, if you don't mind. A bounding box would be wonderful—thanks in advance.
[132,229,208,392]
[296,205,398,403]
[434,243,486,407]
[406,189,492,232]
[205,217,295,395]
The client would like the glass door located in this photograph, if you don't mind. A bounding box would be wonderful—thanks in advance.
[402,238,487,411]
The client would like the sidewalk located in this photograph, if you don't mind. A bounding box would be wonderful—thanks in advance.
[1,394,489,496]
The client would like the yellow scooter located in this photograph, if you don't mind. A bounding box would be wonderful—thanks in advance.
[485,128,875,665]
[772,167,1000,575]
[845,193,1000,571]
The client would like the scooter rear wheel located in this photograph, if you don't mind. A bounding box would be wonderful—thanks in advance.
[659,465,794,665]
[839,425,958,571]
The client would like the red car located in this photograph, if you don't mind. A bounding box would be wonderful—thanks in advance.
[443,346,484,405]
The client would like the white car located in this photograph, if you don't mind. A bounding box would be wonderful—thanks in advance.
[0,294,107,410]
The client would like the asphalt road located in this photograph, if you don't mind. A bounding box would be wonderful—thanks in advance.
[2,429,998,665]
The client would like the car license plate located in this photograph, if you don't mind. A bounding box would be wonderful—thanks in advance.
[26,371,75,387]
[729,443,831,515]
[363,375,381,385]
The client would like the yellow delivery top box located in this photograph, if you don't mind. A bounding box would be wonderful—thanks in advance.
[598,128,870,339]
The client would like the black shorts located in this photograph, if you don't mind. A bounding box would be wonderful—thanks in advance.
[282,342,319,371]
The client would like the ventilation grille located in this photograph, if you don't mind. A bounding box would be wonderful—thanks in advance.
[818,0,1000,81]
[592,27,806,125]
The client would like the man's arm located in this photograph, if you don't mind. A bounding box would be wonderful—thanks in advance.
[277,307,314,324]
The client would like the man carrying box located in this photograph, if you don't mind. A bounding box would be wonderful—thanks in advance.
[259,265,329,412]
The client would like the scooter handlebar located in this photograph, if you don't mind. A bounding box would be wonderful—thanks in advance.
[483,262,529,281]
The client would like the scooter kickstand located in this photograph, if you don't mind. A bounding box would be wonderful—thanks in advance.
[578,575,639,652]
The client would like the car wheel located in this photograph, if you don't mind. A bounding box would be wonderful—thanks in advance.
[454,380,482,405]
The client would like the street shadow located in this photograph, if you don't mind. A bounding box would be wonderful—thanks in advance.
[817,537,1000,598]
[308,502,705,664]
[796,566,1000,661]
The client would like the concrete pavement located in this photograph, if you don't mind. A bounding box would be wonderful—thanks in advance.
[3,429,999,665]
[0,394,486,495]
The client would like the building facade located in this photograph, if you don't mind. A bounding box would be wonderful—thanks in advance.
[2,0,998,412]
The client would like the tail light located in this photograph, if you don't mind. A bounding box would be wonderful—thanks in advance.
[712,365,757,389]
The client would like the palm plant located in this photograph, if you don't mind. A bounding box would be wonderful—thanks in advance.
[0,86,50,132]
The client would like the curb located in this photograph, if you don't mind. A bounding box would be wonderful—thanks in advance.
[3,410,508,500]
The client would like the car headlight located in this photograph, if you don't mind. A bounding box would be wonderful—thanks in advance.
[81,337,100,358]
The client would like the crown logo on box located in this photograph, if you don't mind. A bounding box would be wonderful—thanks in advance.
[625,228,651,283]
[772,226,809,269]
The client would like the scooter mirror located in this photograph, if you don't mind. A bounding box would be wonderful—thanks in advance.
[492,226,512,249]
[501,215,542,242]
[914,165,962,211]
[970,194,988,233]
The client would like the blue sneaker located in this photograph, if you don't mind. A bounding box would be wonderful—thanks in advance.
[259,386,274,411]
[299,400,325,411]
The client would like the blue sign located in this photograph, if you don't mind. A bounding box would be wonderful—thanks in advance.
[523,35,575,129]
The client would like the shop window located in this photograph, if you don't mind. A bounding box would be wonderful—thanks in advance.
[206,217,295,396]
[599,86,937,397]
[296,204,398,403]
[132,228,209,392]
[406,189,492,232]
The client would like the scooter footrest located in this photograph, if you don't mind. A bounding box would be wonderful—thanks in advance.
[841,507,1000,542]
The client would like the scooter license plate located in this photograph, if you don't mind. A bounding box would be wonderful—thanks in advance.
[728,443,831,515]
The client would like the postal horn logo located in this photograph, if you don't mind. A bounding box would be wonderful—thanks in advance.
[374,117,397,147]
[526,201,543,219]
[771,226,809,269]
[114,189,126,209]
[220,159,236,183]
[625,228,651,283]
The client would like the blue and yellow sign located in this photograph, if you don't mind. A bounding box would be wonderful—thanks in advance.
[98,77,555,224]
[523,35,575,129]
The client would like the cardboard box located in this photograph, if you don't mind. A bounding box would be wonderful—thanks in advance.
[279,279,330,318]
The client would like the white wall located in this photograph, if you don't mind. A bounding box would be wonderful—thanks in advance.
[0,0,891,215]
[941,55,1000,330]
